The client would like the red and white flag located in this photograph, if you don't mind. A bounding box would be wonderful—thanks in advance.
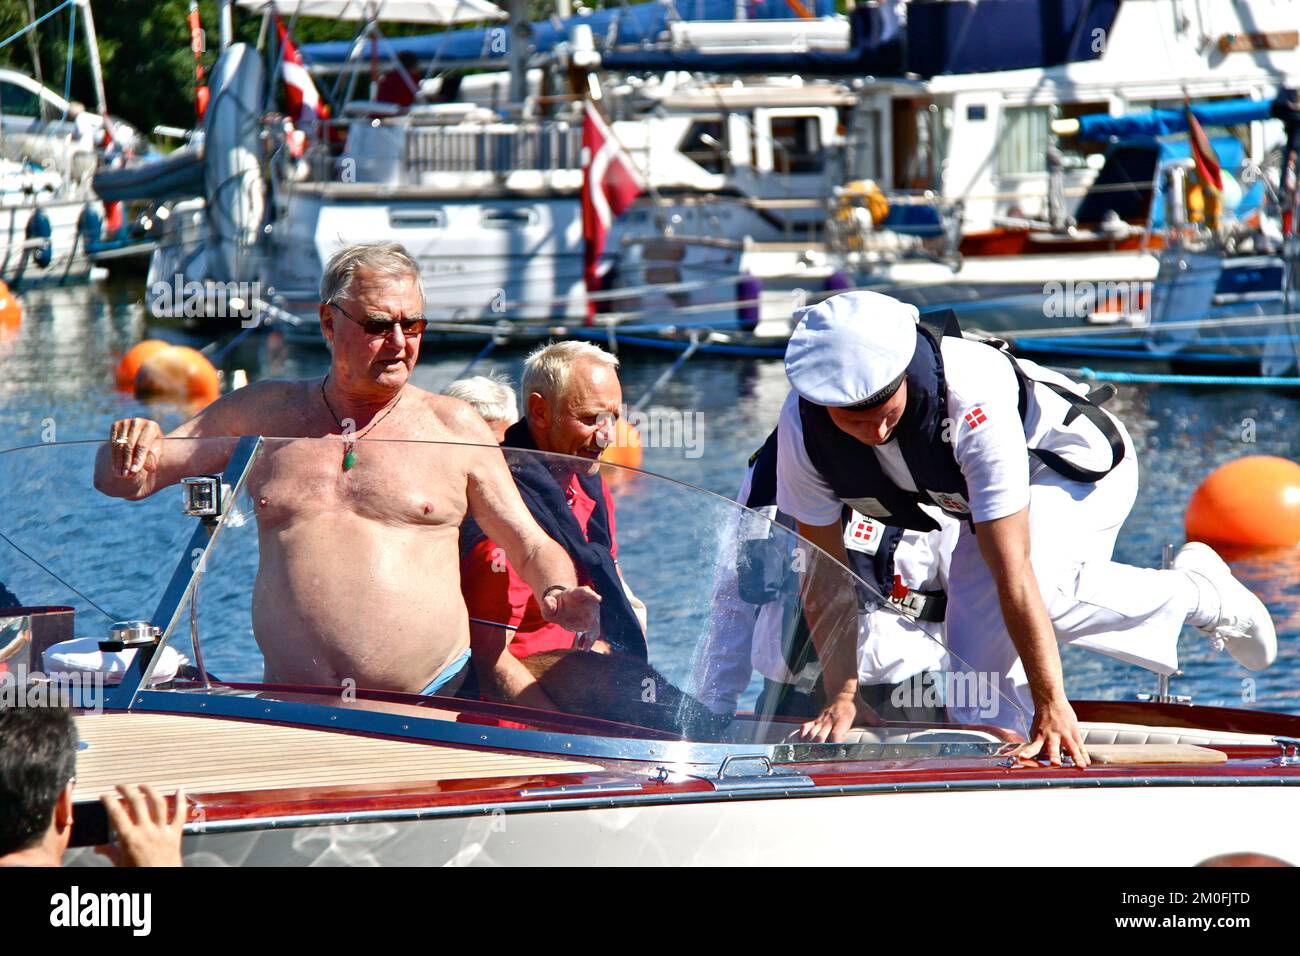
[1185,100,1223,196]
[582,103,645,320]
[277,16,328,136]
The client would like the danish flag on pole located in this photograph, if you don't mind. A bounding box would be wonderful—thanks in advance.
[277,16,328,136]
[582,103,645,321]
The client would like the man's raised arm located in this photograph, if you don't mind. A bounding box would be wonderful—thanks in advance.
[93,387,252,500]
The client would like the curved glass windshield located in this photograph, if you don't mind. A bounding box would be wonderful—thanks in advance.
[0,439,190,643]
[12,433,1292,754]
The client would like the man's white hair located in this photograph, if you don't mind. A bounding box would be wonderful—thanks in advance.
[320,241,423,307]
[521,340,620,406]
[442,373,518,424]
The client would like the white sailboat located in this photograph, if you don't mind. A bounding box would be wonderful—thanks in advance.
[0,0,147,287]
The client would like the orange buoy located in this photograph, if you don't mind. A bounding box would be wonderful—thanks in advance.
[134,345,221,404]
[0,279,21,340]
[600,418,643,477]
[115,339,171,390]
[1185,456,1300,550]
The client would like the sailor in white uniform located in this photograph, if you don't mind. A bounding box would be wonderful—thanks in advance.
[776,291,1277,765]
[697,427,955,723]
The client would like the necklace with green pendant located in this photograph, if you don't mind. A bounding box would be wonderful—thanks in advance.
[320,374,403,472]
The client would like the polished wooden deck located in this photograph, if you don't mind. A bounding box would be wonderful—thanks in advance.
[72,712,600,801]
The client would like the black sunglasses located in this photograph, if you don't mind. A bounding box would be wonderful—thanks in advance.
[330,302,427,338]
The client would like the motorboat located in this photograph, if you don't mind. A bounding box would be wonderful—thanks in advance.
[1,435,1297,865]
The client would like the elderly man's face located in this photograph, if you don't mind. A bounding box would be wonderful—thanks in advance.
[826,381,908,446]
[320,268,423,392]
[528,358,622,461]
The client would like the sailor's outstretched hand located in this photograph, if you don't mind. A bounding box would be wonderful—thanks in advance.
[798,693,858,743]
[541,584,602,636]
[1016,696,1090,768]
[109,417,163,478]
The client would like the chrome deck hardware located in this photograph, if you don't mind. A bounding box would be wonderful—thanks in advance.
[1274,737,1300,767]
[702,753,816,792]
[1136,689,1193,705]
[1137,545,1194,705]
[181,476,229,519]
[1001,754,1076,768]
[100,621,161,653]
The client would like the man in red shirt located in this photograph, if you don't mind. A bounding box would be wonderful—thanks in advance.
[460,342,648,701]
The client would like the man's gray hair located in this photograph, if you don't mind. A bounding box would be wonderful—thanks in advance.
[521,340,619,406]
[320,242,422,306]
[442,373,518,424]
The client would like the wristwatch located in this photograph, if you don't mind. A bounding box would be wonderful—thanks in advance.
[542,584,568,601]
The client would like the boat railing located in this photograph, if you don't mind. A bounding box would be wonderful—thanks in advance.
[403,120,584,177]
[274,113,588,186]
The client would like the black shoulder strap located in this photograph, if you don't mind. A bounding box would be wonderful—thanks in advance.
[996,351,1126,484]
[1026,379,1126,483]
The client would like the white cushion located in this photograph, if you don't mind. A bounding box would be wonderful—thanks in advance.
[43,636,189,686]
[1080,720,1274,747]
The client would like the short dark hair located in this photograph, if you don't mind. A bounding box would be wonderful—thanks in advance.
[0,701,78,855]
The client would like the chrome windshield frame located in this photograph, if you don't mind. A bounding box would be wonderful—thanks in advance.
[103,435,264,710]
[126,685,1014,772]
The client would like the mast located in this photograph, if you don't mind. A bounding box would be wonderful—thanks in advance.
[74,0,109,120]
[219,0,234,50]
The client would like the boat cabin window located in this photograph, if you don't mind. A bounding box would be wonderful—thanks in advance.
[891,99,949,191]
[0,80,43,120]
[1053,101,1112,171]
[679,119,728,174]
[996,106,1051,177]
[481,208,536,228]
[845,107,882,183]
[762,115,824,175]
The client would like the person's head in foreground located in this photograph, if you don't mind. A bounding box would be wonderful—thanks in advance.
[442,373,518,444]
[522,341,622,464]
[0,701,185,867]
[0,702,78,866]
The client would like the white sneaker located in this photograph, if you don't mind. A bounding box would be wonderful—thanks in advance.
[1173,542,1277,671]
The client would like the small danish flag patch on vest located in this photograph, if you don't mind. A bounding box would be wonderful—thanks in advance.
[964,407,987,429]
[843,511,884,556]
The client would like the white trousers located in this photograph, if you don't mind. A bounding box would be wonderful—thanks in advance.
[944,451,1193,733]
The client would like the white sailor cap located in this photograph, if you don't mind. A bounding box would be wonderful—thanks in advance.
[784,291,920,408]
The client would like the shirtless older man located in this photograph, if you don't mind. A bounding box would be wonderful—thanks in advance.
[94,242,598,697]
